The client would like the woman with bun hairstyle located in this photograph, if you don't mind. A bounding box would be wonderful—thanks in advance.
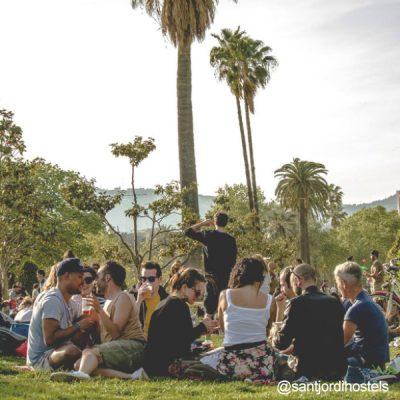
[217,257,277,382]
[143,268,218,377]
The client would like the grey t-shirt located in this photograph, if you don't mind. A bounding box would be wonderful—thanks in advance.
[27,287,75,367]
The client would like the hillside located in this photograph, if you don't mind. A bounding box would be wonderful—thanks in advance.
[104,189,398,233]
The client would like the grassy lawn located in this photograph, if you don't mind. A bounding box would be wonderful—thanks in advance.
[1,344,400,399]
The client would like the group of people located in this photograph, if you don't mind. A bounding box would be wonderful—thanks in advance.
[1,211,393,384]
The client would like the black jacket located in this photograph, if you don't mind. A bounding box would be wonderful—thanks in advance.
[274,286,346,380]
[143,296,207,376]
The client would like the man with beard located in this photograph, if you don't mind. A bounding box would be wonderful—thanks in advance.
[27,258,95,370]
[274,264,346,381]
[51,261,145,381]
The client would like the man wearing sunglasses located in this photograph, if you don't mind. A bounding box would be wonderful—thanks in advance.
[136,262,168,339]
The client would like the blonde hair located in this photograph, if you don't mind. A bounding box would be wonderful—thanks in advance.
[42,263,58,291]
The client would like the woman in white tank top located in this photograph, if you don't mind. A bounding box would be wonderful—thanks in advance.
[217,257,277,383]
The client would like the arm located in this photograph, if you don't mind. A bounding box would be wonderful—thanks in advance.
[43,317,94,346]
[184,220,213,244]
[217,290,227,333]
[343,320,357,345]
[274,300,298,350]
[87,293,132,340]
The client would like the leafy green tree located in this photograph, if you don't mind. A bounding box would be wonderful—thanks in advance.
[210,27,277,215]
[275,158,331,263]
[206,184,296,266]
[326,184,347,229]
[131,1,237,216]
[336,206,400,263]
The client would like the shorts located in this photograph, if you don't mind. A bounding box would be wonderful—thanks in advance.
[96,339,145,373]
[30,348,55,371]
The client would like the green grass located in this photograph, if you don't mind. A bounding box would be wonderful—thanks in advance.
[1,345,400,399]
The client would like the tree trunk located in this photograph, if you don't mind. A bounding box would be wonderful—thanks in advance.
[131,165,140,273]
[235,96,254,212]
[244,99,259,215]
[177,44,199,218]
[0,263,9,300]
[299,200,310,264]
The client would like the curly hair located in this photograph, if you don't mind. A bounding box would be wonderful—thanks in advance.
[228,257,265,289]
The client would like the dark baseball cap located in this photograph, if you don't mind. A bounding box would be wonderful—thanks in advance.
[57,258,85,276]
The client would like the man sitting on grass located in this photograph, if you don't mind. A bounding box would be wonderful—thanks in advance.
[334,261,389,369]
[27,258,95,370]
[51,261,145,381]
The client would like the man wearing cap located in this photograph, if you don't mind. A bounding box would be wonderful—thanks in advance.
[27,258,95,370]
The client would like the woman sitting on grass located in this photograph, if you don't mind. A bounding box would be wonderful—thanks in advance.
[217,257,277,383]
[143,268,218,377]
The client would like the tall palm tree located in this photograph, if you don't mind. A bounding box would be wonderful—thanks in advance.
[210,28,254,212]
[132,1,237,217]
[274,158,330,263]
[210,27,277,215]
[240,36,277,215]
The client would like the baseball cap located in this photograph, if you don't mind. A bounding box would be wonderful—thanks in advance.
[57,258,85,276]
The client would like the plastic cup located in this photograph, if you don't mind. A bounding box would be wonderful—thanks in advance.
[81,297,92,316]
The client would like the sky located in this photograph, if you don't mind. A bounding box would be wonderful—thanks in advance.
[0,0,399,204]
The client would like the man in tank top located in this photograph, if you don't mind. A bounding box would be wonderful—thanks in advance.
[51,261,145,381]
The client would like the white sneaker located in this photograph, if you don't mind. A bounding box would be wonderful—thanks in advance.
[51,370,91,382]
[131,368,149,380]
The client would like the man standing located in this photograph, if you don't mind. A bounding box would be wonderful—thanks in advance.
[185,211,237,317]
[335,261,389,369]
[52,261,145,381]
[36,269,46,292]
[363,250,384,293]
[27,258,94,370]
[274,264,346,380]
[135,262,168,339]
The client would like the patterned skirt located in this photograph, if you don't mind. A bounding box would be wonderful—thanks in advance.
[217,341,277,383]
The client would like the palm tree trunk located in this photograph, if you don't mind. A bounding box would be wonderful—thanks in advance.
[244,99,259,215]
[177,44,199,217]
[235,96,254,212]
[299,200,310,264]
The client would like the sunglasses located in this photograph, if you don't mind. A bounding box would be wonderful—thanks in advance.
[83,277,95,284]
[140,276,157,283]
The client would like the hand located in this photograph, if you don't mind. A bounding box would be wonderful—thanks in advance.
[275,293,287,311]
[202,318,219,334]
[85,296,101,314]
[78,317,95,332]
[203,219,214,227]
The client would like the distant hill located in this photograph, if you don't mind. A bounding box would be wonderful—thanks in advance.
[104,188,214,233]
[104,189,398,233]
[343,194,397,215]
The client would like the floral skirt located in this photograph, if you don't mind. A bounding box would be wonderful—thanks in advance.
[217,342,277,383]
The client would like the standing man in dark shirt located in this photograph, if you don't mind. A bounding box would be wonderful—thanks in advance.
[185,211,237,318]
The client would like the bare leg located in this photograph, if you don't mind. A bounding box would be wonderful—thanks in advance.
[49,344,81,369]
[78,347,102,375]
[92,368,133,379]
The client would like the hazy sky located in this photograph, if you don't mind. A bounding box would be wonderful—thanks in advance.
[1,0,399,204]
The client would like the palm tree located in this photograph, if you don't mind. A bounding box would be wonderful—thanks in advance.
[327,184,347,229]
[210,28,254,212]
[210,27,277,215]
[274,158,330,263]
[240,36,277,215]
[132,1,237,217]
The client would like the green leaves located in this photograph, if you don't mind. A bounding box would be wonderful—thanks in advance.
[0,109,25,162]
[110,136,156,167]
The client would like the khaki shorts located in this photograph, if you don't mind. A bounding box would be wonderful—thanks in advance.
[96,339,145,373]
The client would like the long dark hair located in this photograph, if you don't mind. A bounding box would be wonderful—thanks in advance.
[228,257,265,289]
